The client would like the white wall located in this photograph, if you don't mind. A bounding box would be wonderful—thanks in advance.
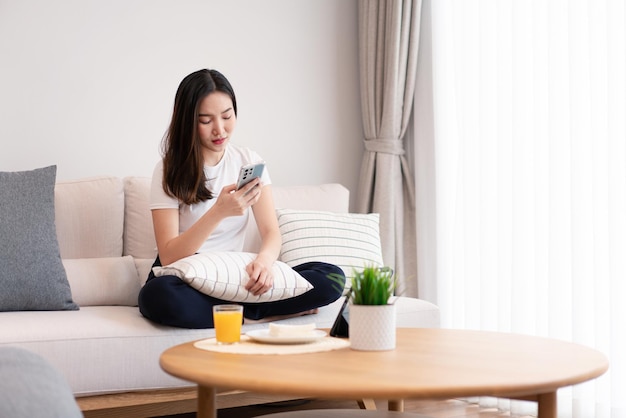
[0,0,363,209]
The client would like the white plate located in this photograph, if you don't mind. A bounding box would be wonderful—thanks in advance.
[246,329,327,344]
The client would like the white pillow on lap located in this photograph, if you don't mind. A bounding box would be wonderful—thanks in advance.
[152,252,313,303]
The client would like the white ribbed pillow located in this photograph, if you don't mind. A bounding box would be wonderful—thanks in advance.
[276,209,384,288]
[152,252,313,302]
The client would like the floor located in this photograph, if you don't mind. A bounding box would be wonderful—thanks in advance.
[161,398,535,418]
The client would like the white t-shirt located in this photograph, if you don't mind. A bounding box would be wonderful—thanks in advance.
[150,144,271,253]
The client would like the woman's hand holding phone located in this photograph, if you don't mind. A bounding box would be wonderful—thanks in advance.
[215,179,262,217]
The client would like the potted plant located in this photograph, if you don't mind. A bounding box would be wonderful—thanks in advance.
[330,266,397,351]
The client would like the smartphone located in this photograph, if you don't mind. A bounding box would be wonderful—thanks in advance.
[236,162,266,190]
[329,294,350,338]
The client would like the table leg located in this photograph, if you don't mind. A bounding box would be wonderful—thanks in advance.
[357,399,377,410]
[197,385,217,418]
[388,399,404,412]
[537,392,557,418]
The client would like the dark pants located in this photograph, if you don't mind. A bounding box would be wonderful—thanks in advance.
[138,258,345,329]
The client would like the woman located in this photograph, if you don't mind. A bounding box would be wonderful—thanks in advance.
[138,69,345,328]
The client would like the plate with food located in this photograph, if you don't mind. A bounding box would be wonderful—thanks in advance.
[246,323,326,344]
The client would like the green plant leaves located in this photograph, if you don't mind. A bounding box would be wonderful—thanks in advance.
[350,266,395,305]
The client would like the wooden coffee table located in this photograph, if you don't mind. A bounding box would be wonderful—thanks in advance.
[160,328,608,418]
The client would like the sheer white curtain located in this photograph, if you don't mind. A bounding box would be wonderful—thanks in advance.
[416,0,626,416]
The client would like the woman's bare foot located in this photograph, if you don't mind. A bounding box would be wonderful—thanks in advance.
[299,308,318,316]
[243,308,319,325]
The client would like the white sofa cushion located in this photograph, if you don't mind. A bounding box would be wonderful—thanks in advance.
[55,176,124,259]
[153,252,313,302]
[123,176,157,259]
[63,256,141,307]
[273,184,350,212]
[243,184,350,253]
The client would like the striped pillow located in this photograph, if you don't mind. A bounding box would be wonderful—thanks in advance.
[276,209,384,290]
[152,252,313,302]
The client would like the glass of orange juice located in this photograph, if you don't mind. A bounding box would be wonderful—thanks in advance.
[213,304,244,344]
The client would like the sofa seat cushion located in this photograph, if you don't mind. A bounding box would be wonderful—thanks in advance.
[0,306,207,396]
[0,298,439,397]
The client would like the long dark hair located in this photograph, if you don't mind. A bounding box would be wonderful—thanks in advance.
[161,69,238,204]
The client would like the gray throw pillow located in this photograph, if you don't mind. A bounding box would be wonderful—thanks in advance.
[0,165,78,311]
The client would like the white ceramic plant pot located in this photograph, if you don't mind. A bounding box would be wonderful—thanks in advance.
[349,304,396,351]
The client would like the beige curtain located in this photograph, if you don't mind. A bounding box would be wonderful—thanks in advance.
[357,0,422,296]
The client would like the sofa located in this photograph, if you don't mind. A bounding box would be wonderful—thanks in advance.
[0,171,440,418]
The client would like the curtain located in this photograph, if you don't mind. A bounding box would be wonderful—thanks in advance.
[415,0,626,416]
[357,0,422,297]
